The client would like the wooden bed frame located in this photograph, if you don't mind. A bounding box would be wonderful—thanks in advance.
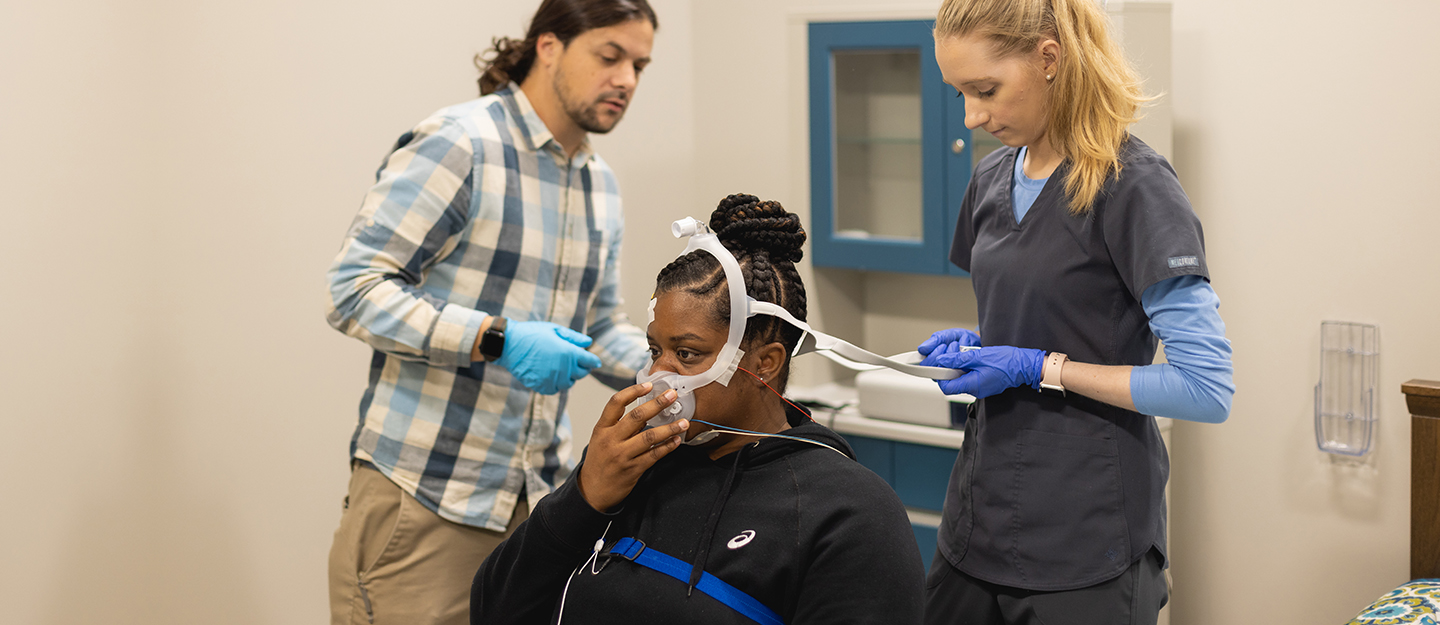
[1406,379,1440,579]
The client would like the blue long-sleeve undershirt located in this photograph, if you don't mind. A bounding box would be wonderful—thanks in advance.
[1011,153,1231,422]
[1130,275,1235,423]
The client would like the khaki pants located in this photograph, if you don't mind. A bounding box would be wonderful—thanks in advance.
[329,463,529,625]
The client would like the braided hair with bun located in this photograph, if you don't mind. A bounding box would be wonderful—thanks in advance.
[655,194,808,391]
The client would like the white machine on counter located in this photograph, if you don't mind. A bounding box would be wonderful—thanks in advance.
[854,364,974,429]
[813,348,975,430]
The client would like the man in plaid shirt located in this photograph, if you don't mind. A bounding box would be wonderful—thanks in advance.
[323,1,658,623]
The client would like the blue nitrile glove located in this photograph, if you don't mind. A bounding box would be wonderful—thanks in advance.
[917,327,983,356]
[920,343,1046,399]
[495,321,603,395]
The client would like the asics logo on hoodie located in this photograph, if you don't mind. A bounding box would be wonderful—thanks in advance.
[727,530,756,549]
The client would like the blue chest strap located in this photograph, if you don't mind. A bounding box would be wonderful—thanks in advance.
[607,537,783,625]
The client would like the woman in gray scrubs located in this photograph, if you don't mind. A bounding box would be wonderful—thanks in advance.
[919,0,1234,623]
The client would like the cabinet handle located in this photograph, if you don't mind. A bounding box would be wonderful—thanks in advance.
[951,139,966,154]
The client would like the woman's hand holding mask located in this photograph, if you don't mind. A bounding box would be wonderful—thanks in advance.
[577,382,691,513]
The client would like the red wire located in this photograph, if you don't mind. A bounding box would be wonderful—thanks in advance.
[735,365,815,422]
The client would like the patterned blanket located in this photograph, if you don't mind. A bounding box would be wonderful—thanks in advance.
[1349,581,1440,624]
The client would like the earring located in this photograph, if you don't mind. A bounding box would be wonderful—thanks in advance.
[1046,74,1053,81]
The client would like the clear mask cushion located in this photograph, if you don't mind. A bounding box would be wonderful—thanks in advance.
[636,347,744,428]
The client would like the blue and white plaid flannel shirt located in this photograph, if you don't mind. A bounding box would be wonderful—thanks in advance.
[326,84,649,530]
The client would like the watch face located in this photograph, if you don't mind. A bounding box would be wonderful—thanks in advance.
[481,328,505,359]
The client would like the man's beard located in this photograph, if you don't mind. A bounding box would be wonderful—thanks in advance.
[553,67,626,134]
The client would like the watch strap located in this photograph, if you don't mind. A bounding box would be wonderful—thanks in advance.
[1039,351,1068,396]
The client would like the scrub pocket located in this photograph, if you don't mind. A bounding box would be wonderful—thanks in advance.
[1013,429,1130,585]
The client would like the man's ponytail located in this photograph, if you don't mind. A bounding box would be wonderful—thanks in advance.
[475,36,538,96]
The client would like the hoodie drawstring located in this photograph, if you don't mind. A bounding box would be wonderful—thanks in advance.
[687,442,754,596]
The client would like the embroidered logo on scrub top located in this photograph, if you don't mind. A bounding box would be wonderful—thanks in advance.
[1167,255,1199,269]
[727,530,756,549]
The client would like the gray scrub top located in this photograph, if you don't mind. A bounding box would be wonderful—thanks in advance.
[940,136,1207,591]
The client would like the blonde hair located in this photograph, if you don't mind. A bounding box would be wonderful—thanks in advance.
[936,0,1147,214]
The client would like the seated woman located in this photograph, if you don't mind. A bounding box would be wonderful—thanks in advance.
[471,194,924,625]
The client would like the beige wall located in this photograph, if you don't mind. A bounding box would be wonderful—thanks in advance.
[0,0,685,622]
[1164,0,1440,620]
[5,0,1440,623]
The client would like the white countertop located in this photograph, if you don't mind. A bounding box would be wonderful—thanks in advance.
[792,383,966,449]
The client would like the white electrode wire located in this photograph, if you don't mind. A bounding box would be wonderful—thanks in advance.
[556,519,613,625]
[690,420,847,458]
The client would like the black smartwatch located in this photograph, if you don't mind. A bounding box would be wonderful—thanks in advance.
[479,317,507,361]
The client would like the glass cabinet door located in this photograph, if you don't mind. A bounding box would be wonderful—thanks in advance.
[833,49,923,241]
[809,20,971,276]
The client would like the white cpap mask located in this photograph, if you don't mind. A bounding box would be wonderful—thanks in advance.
[637,217,968,442]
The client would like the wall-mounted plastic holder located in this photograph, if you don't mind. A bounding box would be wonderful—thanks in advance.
[1314,321,1378,456]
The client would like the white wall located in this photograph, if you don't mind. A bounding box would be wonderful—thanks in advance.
[0,0,687,622]
[5,0,1440,623]
[2,3,166,622]
[1164,0,1440,621]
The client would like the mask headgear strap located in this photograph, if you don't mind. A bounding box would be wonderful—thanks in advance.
[661,217,748,390]
[746,300,961,380]
[665,217,960,382]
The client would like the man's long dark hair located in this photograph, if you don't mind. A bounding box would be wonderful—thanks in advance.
[474,0,658,96]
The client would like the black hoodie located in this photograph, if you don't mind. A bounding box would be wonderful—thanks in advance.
[471,404,924,624]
